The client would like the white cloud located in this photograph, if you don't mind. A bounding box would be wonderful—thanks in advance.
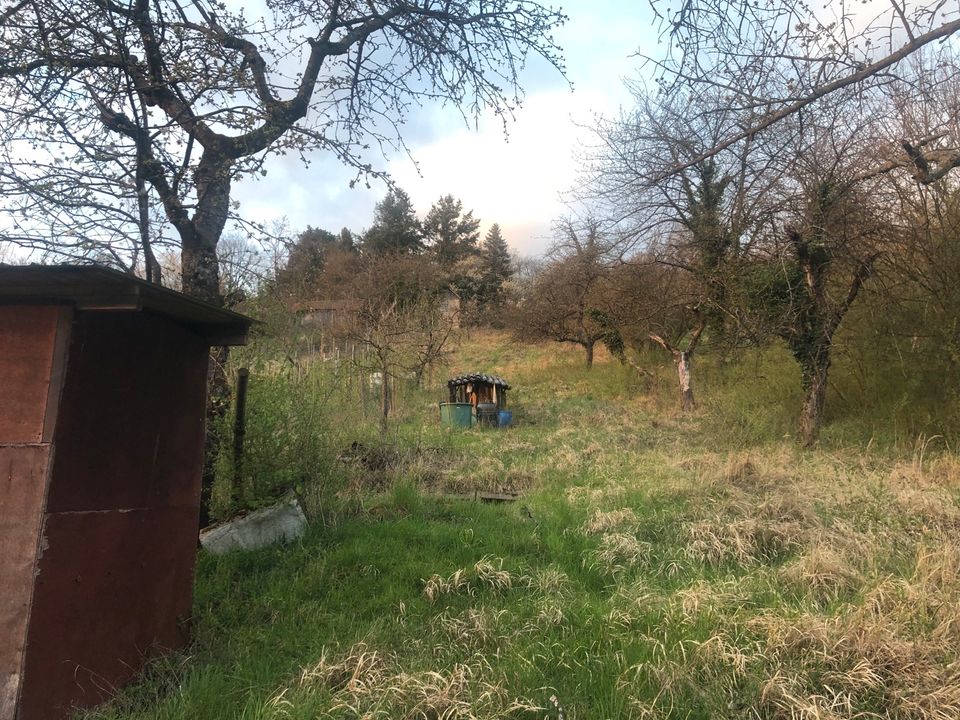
[232,0,657,256]
[387,88,608,254]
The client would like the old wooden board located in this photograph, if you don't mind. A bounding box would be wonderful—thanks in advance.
[46,312,208,513]
[18,507,198,720]
[14,311,210,719]
[0,306,65,443]
[0,445,52,720]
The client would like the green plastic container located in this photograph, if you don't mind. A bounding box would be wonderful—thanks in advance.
[439,402,474,428]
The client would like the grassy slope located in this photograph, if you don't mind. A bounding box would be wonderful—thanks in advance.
[84,332,960,720]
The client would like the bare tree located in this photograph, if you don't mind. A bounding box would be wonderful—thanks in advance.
[876,52,960,363]
[739,115,888,445]
[648,311,707,412]
[0,0,566,303]
[585,61,942,435]
[591,257,707,409]
[338,253,457,433]
[583,84,791,350]
[646,0,960,180]
[513,217,615,367]
[576,84,788,413]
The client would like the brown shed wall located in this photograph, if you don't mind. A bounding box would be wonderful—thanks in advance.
[45,312,208,513]
[0,306,68,720]
[14,311,210,720]
[0,305,67,443]
[0,446,52,720]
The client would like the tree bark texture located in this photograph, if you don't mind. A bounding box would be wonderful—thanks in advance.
[783,224,876,448]
[179,159,230,528]
[677,350,695,411]
[796,346,831,447]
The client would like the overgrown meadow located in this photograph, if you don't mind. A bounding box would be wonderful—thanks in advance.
[82,331,960,720]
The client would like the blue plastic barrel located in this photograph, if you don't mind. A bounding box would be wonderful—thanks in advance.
[497,410,512,428]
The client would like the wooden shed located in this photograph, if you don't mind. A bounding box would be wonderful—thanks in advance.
[0,265,250,720]
[447,373,511,410]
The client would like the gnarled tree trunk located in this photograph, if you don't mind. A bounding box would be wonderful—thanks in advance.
[650,310,706,412]
[677,350,695,411]
[798,352,830,447]
[178,155,231,528]
[785,322,836,449]
[584,340,595,367]
[782,224,877,448]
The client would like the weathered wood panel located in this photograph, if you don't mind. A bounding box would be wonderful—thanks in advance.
[0,271,247,720]
[0,306,63,443]
[18,310,209,720]
[0,445,52,720]
[46,311,208,513]
[17,507,198,720]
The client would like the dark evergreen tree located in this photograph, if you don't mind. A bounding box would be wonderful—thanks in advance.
[423,195,481,267]
[363,189,423,255]
[337,228,356,252]
[279,226,358,290]
[285,227,337,280]
[478,223,513,309]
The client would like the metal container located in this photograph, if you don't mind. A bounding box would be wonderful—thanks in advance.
[439,402,474,428]
[476,402,499,428]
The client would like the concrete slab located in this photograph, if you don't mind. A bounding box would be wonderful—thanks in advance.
[199,499,307,554]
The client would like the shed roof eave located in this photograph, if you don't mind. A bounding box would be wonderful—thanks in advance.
[0,264,252,346]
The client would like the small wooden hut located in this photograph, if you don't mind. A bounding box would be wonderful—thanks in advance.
[0,265,251,720]
[447,374,510,410]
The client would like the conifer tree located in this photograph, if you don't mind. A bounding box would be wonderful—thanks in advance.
[278,226,357,296]
[423,195,481,267]
[478,223,513,309]
[363,189,423,255]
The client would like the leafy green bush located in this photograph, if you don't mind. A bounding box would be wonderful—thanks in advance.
[211,360,372,521]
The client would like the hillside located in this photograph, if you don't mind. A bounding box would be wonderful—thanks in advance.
[83,332,960,720]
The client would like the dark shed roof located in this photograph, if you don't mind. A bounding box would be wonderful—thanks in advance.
[448,373,511,389]
[0,264,251,345]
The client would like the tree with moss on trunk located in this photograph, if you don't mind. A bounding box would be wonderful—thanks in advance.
[743,130,885,446]
[583,85,782,354]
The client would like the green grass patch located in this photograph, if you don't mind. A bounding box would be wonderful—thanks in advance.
[81,331,960,720]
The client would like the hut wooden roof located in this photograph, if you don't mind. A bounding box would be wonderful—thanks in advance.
[447,373,511,390]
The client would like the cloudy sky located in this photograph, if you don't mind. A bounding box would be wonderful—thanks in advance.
[234,1,660,257]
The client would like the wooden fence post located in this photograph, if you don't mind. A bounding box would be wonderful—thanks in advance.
[232,367,250,507]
